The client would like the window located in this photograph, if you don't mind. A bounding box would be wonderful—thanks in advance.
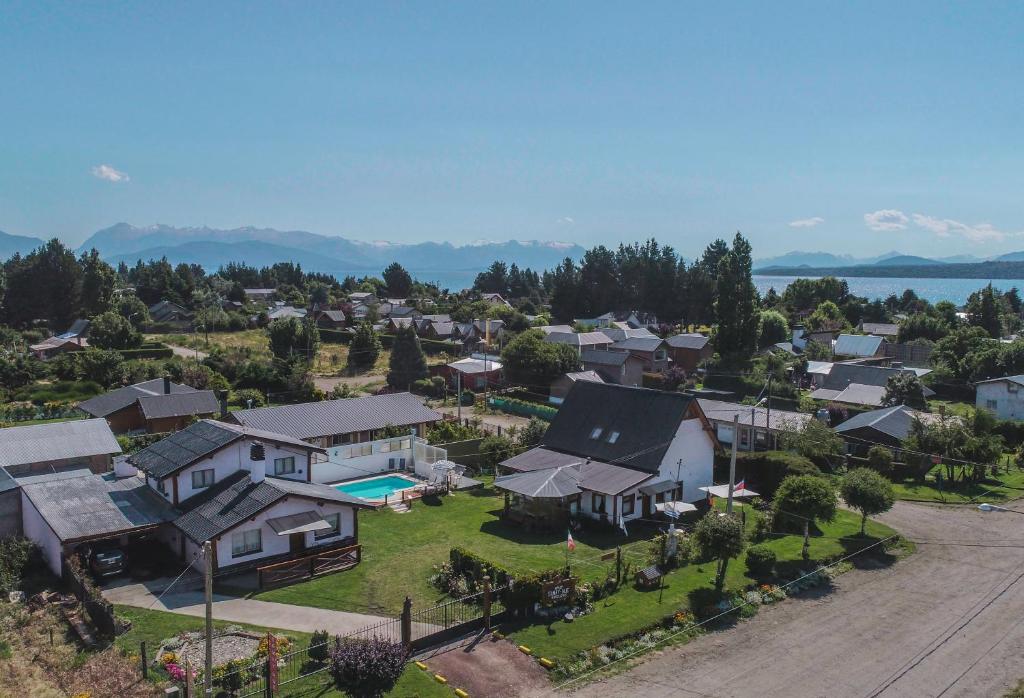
[192,468,215,490]
[156,478,166,495]
[987,400,999,410]
[592,493,606,513]
[274,456,295,475]
[388,458,396,470]
[590,427,604,440]
[606,431,620,444]
[315,513,341,540]
[622,494,635,516]
[231,529,262,557]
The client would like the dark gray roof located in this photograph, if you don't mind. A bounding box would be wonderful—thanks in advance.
[541,382,696,474]
[174,472,368,543]
[495,457,653,497]
[544,332,611,348]
[697,399,812,432]
[0,468,16,494]
[79,378,197,418]
[494,466,582,499]
[502,447,583,473]
[834,334,885,358]
[818,362,923,391]
[320,310,346,322]
[975,374,1024,386]
[131,419,319,479]
[835,405,918,441]
[230,393,442,440]
[0,418,121,468]
[21,473,175,542]
[612,337,666,352]
[860,322,900,337]
[137,390,219,420]
[581,349,629,366]
[666,333,710,350]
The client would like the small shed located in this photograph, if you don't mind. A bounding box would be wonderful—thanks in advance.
[635,564,663,589]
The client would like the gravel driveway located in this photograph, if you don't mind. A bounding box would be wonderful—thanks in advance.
[560,500,1024,698]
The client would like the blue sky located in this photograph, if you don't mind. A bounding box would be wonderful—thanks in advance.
[1,1,1022,259]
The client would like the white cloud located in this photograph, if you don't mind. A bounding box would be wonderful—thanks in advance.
[911,213,1016,243]
[788,217,824,228]
[863,209,908,231]
[557,216,575,225]
[91,164,130,183]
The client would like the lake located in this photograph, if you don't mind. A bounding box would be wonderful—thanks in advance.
[333,268,1022,306]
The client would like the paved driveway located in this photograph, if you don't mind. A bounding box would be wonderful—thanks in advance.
[561,500,1024,698]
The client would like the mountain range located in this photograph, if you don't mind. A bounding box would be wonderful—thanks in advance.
[753,250,1002,269]
[0,224,585,278]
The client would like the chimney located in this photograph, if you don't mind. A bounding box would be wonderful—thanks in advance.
[249,441,266,482]
[163,375,172,394]
[219,390,229,418]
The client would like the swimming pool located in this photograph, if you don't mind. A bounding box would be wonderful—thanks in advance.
[334,475,418,500]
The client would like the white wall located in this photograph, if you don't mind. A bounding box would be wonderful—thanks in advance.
[21,491,63,576]
[655,417,716,503]
[318,437,415,483]
[149,440,313,504]
[977,382,1024,421]
[212,497,356,572]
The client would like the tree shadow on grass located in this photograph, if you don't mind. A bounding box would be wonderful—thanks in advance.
[836,534,901,569]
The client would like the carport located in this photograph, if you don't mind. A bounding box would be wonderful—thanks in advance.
[20,471,176,577]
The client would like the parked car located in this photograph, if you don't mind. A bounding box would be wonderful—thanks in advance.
[89,548,126,578]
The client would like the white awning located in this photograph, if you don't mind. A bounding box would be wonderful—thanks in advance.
[265,511,332,536]
[655,501,697,517]
[698,484,760,499]
[638,478,677,496]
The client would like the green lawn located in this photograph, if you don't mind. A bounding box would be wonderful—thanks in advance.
[504,505,902,661]
[926,398,975,419]
[253,482,664,615]
[114,606,451,698]
[890,464,1024,503]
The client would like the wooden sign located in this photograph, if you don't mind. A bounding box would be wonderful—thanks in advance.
[541,577,577,606]
[600,551,616,561]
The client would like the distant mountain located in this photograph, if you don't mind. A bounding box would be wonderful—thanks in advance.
[873,255,943,266]
[83,223,584,278]
[755,251,860,268]
[994,251,1024,262]
[0,230,45,259]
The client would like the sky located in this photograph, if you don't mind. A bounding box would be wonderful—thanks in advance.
[1,1,1022,260]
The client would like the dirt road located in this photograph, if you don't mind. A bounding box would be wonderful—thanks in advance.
[562,500,1024,698]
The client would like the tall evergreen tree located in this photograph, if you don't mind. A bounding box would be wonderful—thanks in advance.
[79,249,116,317]
[348,321,382,370]
[387,325,429,389]
[713,233,759,358]
[382,262,413,298]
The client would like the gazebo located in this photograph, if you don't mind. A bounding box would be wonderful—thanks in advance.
[493,465,583,531]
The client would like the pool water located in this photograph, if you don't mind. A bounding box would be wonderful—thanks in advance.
[335,475,417,500]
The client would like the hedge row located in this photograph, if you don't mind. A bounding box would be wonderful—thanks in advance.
[118,347,175,360]
[319,328,458,356]
[488,396,558,421]
[713,450,820,497]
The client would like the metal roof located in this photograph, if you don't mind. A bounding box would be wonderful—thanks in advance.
[230,393,442,441]
[494,457,653,497]
[581,349,629,366]
[975,374,1024,386]
[611,337,667,352]
[78,378,197,418]
[266,510,330,535]
[448,358,502,374]
[666,333,710,350]
[494,465,582,499]
[565,371,604,384]
[697,399,812,433]
[174,472,367,543]
[20,473,175,543]
[860,322,900,337]
[543,332,611,348]
[0,468,17,494]
[130,419,320,479]
[541,382,695,474]
[502,447,584,473]
[834,334,885,358]
[137,391,220,420]
[0,418,121,469]
[835,405,918,441]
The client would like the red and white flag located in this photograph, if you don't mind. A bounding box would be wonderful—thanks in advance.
[567,530,576,552]
[735,479,746,492]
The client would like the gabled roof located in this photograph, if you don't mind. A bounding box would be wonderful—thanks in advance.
[448,357,502,374]
[230,393,442,441]
[21,472,174,543]
[812,384,888,407]
[130,419,320,479]
[834,334,885,358]
[599,328,657,342]
[697,399,812,432]
[0,418,121,468]
[174,472,369,543]
[495,453,655,497]
[427,321,454,337]
[538,325,575,335]
[835,405,920,441]
[818,362,930,391]
[860,322,900,337]
[267,306,307,319]
[564,370,604,384]
[319,310,346,322]
[666,333,710,350]
[388,306,418,318]
[149,300,192,322]
[541,382,697,473]
[137,391,219,420]
[79,378,198,418]
[611,337,667,352]
[544,332,611,348]
[975,374,1024,387]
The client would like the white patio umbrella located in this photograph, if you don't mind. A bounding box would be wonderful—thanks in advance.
[698,484,760,499]
[655,501,698,518]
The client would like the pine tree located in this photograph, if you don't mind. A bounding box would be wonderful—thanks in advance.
[713,233,759,358]
[387,325,428,389]
[348,321,382,370]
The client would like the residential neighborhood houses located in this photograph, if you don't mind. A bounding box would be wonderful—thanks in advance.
[3,240,1024,698]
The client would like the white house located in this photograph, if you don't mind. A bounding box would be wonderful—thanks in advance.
[495,382,718,525]
[976,375,1024,420]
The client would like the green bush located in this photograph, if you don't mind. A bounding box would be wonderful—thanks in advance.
[308,629,331,664]
[460,388,476,406]
[745,545,776,577]
[117,346,174,360]
[0,537,40,593]
[866,445,894,476]
[724,451,820,497]
[230,387,266,408]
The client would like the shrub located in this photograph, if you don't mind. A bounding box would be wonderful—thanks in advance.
[745,545,776,578]
[212,658,245,693]
[866,446,894,476]
[0,537,40,593]
[328,638,407,697]
[308,630,331,664]
[230,387,266,408]
[459,388,476,406]
[727,451,820,497]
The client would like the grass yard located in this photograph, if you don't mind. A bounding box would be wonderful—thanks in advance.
[889,463,1024,503]
[504,504,903,661]
[253,483,662,615]
[926,398,975,419]
[114,606,451,698]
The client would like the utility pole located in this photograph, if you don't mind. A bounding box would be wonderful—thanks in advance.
[204,540,213,697]
[727,414,738,514]
[456,371,462,422]
[766,374,773,448]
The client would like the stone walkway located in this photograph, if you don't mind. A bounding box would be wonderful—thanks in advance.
[104,582,392,637]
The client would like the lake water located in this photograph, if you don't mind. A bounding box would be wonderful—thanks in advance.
[334,268,1023,306]
[753,275,1024,306]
